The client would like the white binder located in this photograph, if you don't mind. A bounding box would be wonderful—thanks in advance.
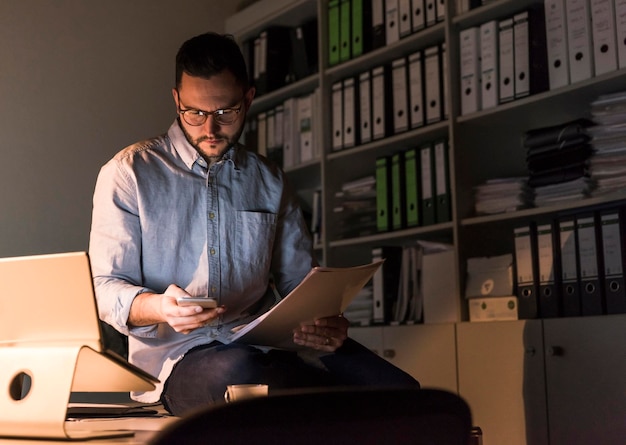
[412,0,426,32]
[358,70,373,144]
[332,81,344,151]
[460,26,481,114]
[399,0,413,37]
[566,0,595,83]
[392,57,409,133]
[424,44,442,124]
[498,17,515,103]
[480,20,499,109]
[385,0,400,45]
[408,51,425,128]
[343,77,356,148]
[371,65,388,140]
[544,0,571,89]
[590,0,618,75]
[615,0,626,68]
[514,11,531,98]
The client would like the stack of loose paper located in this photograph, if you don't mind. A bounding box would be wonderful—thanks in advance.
[333,175,377,239]
[523,118,595,206]
[587,91,626,198]
[473,177,533,215]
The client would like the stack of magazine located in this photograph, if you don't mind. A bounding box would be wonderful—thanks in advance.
[588,91,626,198]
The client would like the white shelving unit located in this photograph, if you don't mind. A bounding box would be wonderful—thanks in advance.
[226,1,626,443]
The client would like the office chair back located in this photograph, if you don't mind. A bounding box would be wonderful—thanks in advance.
[150,387,472,445]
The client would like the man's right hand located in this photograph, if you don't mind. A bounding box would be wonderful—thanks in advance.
[128,284,225,334]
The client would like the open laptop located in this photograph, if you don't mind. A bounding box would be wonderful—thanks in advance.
[0,251,159,440]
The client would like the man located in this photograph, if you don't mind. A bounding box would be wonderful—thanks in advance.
[89,32,418,416]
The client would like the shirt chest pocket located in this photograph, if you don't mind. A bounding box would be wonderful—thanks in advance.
[234,211,277,266]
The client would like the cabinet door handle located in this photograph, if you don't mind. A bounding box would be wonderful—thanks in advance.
[383,349,396,359]
[548,346,564,356]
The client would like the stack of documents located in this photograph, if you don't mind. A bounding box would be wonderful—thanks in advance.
[587,91,626,198]
[333,175,377,239]
[473,177,533,215]
[523,119,595,206]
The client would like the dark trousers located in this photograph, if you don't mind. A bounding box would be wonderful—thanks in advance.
[161,338,420,416]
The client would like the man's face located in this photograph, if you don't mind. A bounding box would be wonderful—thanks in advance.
[172,71,254,163]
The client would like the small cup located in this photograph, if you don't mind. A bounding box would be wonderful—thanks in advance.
[224,384,269,403]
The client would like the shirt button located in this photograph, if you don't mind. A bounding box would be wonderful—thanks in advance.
[211,286,217,293]
[209,212,215,219]
[210,248,216,255]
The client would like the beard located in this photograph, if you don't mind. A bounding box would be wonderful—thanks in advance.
[180,121,244,165]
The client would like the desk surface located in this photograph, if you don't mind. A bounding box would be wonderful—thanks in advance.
[0,416,178,444]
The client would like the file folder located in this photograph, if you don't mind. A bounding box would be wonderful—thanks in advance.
[480,20,499,109]
[536,222,561,317]
[590,0,618,75]
[498,17,515,103]
[298,94,314,162]
[425,0,436,26]
[412,0,426,32]
[399,0,412,38]
[391,57,409,134]
[513,6,549,99]
[513,224,539,319]
[460,26,481,115]
[615,0,626,68]
[340,0,352,62]
[408,51,425,128]
[376,155,392,232]
[424,44,442,124]
[404,147,422,227]
[372,64,390,140]
[391,151,407,230]
[343,77,357,148]
[332,81,344,151]
[600,211,626,314]
[441,42,448,120]
[372,0,386,49]
[289,18,318,81]
[358,70,373,144]
[420,143,436,226]
[352,0,373,58]
[434,139,451,223]
[576,214,604,315]
[371,246,403,323]
[385,0,400,45]
[544,0,570,89]
[281,97,298,169]
[259,27,292,94]
[328,0,341,66]
[566,0,594,83]
[558,218,582,316]
[436,0,445,22]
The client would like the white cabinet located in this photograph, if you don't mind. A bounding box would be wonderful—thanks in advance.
[349,323,457,393]
[457,316,626,445]
[456,320,548,445]
[543,315,626,445]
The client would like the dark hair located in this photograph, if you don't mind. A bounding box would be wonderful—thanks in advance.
[175,32,249,89]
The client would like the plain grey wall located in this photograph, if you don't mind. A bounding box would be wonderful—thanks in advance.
[0,0,239,257]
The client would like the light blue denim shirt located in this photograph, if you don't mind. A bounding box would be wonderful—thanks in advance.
[89,120,316,402]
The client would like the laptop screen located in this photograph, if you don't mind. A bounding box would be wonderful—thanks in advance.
[0,251,102,350]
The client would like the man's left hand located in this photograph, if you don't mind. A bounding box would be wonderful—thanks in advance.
[292,315,349,352]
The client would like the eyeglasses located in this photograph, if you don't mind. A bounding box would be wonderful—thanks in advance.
[176,94,244,126]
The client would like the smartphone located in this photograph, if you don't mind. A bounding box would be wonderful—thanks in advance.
[176,297,218,309]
